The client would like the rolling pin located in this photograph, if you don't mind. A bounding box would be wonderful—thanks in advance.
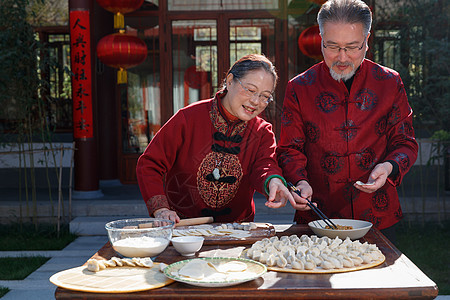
[175,216,214,227]
[137,216,214,229]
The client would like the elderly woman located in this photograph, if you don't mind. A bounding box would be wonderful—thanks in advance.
[137,54,307,224]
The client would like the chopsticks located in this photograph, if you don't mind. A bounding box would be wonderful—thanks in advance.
[287,182,338,230]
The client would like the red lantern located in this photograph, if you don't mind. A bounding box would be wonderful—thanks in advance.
[298,25,323,60]
[184,66,208,89]
[97,32,148,84]
[96,0,144,29]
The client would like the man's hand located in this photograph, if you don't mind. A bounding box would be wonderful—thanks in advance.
[354,162,393,193]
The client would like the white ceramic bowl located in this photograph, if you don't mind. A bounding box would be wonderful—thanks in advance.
[308,219,373,240]
[171,236,204,256]
[105,218,175,258]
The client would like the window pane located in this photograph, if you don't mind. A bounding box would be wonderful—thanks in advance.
[122,25,161,153]
[229,19,275,68]
[172,20,217,114]
[46,33,72,132]
[373,29,401,70]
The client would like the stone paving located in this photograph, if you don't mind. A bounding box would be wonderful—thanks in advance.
[0,236,108,300]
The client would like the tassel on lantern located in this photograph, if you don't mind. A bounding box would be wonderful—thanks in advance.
[96,0,144,29]
[114,12,125,29]
[97,32,147,86]
[117,67,127,84]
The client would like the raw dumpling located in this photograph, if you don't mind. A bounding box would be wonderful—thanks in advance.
[310,235,319,243]
[133,257,153,268]
[304,255,317,269]
[306,246,320,257]
[296,245,308,256]
[272,240,283,251]
[104,260,116,267]
[252,249,262,261]
[259,252,270,264]
[159,262,168,272]
[349,255,363,266]
[111,256,123,267]
[321,260,335,270]
[276,255,288,268]
[282,248,296,259]
[87,259,101,272]
[122,258,136,267]
[291,259,304,270]
[360,252,373,264]
[341,257,354,268]
[269,236,279,243]
[280,235,290,243]
[266,254,277,267]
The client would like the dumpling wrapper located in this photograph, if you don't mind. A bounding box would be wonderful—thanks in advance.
[227,230,252,239]
[177,259,218,280]
[216,261,248,273]
[355,181,375,186]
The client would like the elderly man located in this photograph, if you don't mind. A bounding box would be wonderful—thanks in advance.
[278,0,418,241]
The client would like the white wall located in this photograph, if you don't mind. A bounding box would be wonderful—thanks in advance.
[0,143,74,168]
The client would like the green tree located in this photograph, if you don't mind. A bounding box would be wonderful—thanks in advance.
[374,0,449,136]
[0,0,63,228]
[26,0,68,26]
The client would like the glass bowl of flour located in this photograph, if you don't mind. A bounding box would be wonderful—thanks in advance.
[105,218,175,258]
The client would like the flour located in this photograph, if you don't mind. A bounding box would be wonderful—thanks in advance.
[113,236,169,257]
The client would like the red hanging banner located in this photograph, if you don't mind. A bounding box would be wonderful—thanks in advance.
[69,10,93,139]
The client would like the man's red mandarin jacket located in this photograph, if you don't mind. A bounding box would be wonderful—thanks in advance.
[277,59,418,229]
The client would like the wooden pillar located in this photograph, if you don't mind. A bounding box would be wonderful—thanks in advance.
[91,1,118,183]
[69,0,102,197]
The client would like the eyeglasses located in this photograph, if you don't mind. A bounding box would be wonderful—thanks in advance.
[323,37,366,55]
[235,77,274,105]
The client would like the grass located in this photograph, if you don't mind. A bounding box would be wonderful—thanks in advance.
[0,287,8,298]
[0,223,77,251]
[395,219,450,295]
[0,256,50,280]
[0,223,77,298]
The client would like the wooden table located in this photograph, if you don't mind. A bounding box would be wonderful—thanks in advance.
[54,225,438,299]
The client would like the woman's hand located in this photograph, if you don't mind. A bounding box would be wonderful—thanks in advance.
[153,208,181,223]
[265,178,296,209]
[290,180,314,211]
[354,162,393,193]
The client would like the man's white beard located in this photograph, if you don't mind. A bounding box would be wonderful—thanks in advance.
[330,62,355,82]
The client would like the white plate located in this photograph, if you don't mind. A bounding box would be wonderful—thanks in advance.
[163,257,266,287]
